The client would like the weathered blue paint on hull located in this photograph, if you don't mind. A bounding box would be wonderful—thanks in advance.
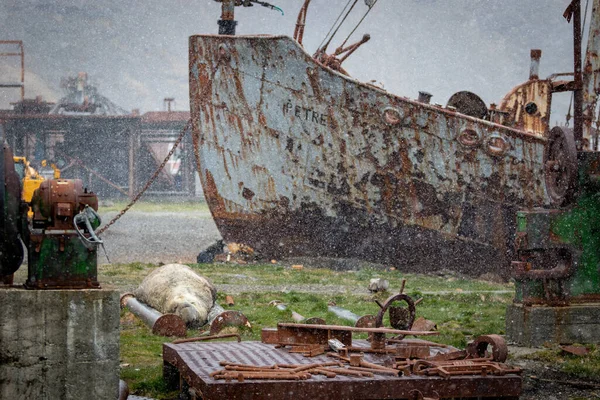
[189,34,550,274]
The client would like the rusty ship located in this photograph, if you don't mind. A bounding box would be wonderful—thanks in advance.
[189,0,599,274]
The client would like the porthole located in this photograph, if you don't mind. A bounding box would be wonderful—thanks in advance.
[457,129,480,148]
[485,134,509,157]
[525,102,538,115]
[382,107,402,125]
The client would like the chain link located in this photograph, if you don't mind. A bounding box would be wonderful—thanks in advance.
[96,119,192,236]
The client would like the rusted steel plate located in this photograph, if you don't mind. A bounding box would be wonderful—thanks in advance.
[583,0,600,148]
[189,34,551,275]
[163,341,522,399]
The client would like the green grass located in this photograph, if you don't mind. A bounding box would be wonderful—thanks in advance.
[117,262,514,398]
[519,345,600,382]
[120,311,181,399]
[101,262,512,296]
[187,263,512,291]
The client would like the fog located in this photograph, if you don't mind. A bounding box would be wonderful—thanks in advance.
[0,0,587,122]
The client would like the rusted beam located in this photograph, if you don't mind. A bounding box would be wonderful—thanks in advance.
[570,0,584,148]
[173,333,241,344]
[277,322,439,336]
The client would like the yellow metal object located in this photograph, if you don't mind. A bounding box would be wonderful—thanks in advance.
[13,157,60,218]
[13,157,43,204]
[41,160,61,179]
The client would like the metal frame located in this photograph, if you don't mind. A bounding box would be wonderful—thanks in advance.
[0,40,25,102]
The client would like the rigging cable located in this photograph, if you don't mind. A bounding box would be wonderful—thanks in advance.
[338,0,379,51]
[566,93,573,127]
[317,0,354,51]
[582,0,590,36]
[317,0,360,54]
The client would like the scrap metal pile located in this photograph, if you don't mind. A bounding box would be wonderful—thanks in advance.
[211,331,519,382]
[252,323,520,381]
[163,288,523,399]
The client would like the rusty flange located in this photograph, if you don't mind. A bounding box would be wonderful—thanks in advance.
[468,334,508,363]
[210,310,252,335]
[355,314,376,329]
[153,314,187,337]
[544,126,577,206]
[375,293,416,331]
[119,292,135,308]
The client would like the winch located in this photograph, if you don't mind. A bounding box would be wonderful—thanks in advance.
[0,129,102,289]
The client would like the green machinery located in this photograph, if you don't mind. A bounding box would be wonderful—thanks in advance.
[0,126,102,289]
[511,151,600,306]
[507,0,600,345]
[507,150,600,345]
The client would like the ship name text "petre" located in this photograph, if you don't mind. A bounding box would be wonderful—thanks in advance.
[283,101,329,127]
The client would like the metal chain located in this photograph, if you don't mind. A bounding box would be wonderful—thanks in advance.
[96,119,192,236]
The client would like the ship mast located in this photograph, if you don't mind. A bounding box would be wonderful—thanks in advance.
[218,0,237,35]
[583,0,600,149]
[565,0,585,150]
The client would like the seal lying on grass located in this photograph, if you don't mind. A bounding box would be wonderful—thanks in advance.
[134,263,217,327]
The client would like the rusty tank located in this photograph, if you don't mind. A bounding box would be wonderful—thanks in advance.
[188,1,585,275]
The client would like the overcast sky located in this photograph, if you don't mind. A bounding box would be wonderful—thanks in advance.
[0,0,588,122]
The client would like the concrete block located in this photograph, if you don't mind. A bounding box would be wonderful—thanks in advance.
[0,288,120,400]
[506,302,600,347]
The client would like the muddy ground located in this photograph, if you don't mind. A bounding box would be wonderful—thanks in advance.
[101,210,600,399]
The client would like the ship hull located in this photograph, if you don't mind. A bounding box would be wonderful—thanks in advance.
[189,34,550,274]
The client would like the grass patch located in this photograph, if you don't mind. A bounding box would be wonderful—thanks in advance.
[102,262,512,295]
[120,312,180,399]
[519,345,600,382]
[187,263,512,292]
[118,262,514,398]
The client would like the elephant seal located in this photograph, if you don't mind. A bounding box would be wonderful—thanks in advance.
[134,263,216,327]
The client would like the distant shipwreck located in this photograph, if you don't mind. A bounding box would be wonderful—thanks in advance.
[189,0,600,274]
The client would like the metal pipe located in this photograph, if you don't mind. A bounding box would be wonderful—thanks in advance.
[272,302,304,321]
[529,49,542,80]
[207,302,226,323]
[418,91,433,104]
[207,303,251,335]
[219,0,237,35]
[120,293,187,337]
[118,380,129,400]
[19,41,24,102]
[328,305,359,323]
[573,0,584,149]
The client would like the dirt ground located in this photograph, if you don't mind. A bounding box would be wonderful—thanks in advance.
[99,209,221,265]
[98,209,600,399]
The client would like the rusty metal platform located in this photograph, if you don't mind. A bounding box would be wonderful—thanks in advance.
[163,341,521,399]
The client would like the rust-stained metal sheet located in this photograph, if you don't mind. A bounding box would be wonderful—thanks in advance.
[189,34,552,275]
[163,340,522,399]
